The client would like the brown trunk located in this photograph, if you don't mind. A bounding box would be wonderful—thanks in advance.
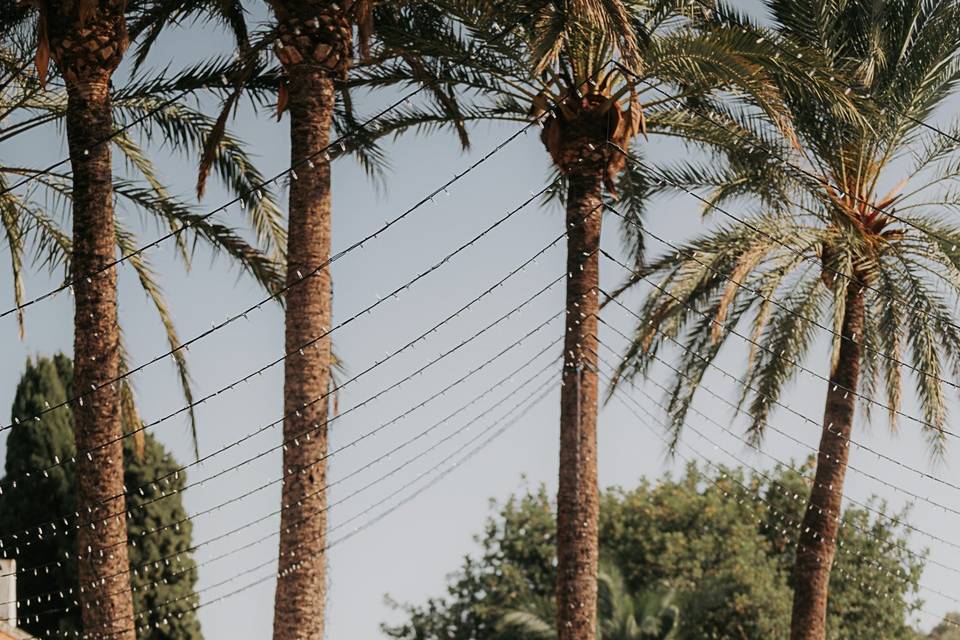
[47,3,135,637]
[556,165,603,640]
[790,284,865,640]
[66,76,136,640]
[271,60,337,640]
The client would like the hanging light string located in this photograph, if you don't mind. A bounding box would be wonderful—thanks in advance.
[598,254,960,516]
[36,370,557,640]
[1,266,580,579]
[687,0,960,147]
[606,73,960,341]
[2,338,560,611]
[602,203,960,495]
[0,3,560,322]
[593,326,960,560]
[0,119,558,437]
[0,175,577,508]
[2,313,560,592]
[17,350,561,622]
[593,325,960,579]
[603,369,958,631]
[0,199,597,560]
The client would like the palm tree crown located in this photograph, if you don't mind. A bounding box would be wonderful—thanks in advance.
[611,0,960,456]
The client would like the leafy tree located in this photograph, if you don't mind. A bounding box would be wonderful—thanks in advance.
[607,1,960,638]
[0,355,202,639]
[383,462,923,640]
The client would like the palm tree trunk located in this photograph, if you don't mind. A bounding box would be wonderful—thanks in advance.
[66,76,136,640]
[556,166,603,640]
[790,283,865,640]
[271,61,336,640]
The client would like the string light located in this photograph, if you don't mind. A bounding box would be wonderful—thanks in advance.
[32,369,557,639]
[598,262,960,514]
[601,203,960,495]
[18,348,561,621]
[0,122,557,439]
[0,176,578,509]
[603,202,960,396]
[600,245,960,441]
[1,270,579,581]
[592,333,960,571]
[0,202,601,570]
[685,0,960,148]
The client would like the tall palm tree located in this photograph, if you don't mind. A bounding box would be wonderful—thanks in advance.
[0,8,285,638]
[608,2,960,638]
[125,4,476,638]
[361,3,850,638]
[30,3,137,637]
[497,561,680,640]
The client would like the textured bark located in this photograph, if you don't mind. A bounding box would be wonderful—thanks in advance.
[271,4,348,638]
[790,284,865,640]
[555,164,604,640]
[48,4,135,638]
[67,67,136,640]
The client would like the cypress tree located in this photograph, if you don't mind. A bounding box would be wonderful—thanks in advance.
[0,355,203,639]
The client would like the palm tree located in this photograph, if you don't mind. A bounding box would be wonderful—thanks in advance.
[360,3,851,638]
[0,9,285,638]
[607,2,960,638]
[497,561,680,640]
[124,5,477,638]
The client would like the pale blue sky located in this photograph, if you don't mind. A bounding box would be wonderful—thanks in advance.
[3,3,960,638]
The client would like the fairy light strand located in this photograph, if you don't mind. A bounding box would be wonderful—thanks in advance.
[0,198,597,554]
[18,352,561,620]
[606,378,957,630]
[34,372,556,639]
[593,331,960,573]
[2,273,577,578]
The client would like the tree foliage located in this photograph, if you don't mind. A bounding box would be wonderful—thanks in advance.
[0,355,203,640]
[383,462,923,640]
